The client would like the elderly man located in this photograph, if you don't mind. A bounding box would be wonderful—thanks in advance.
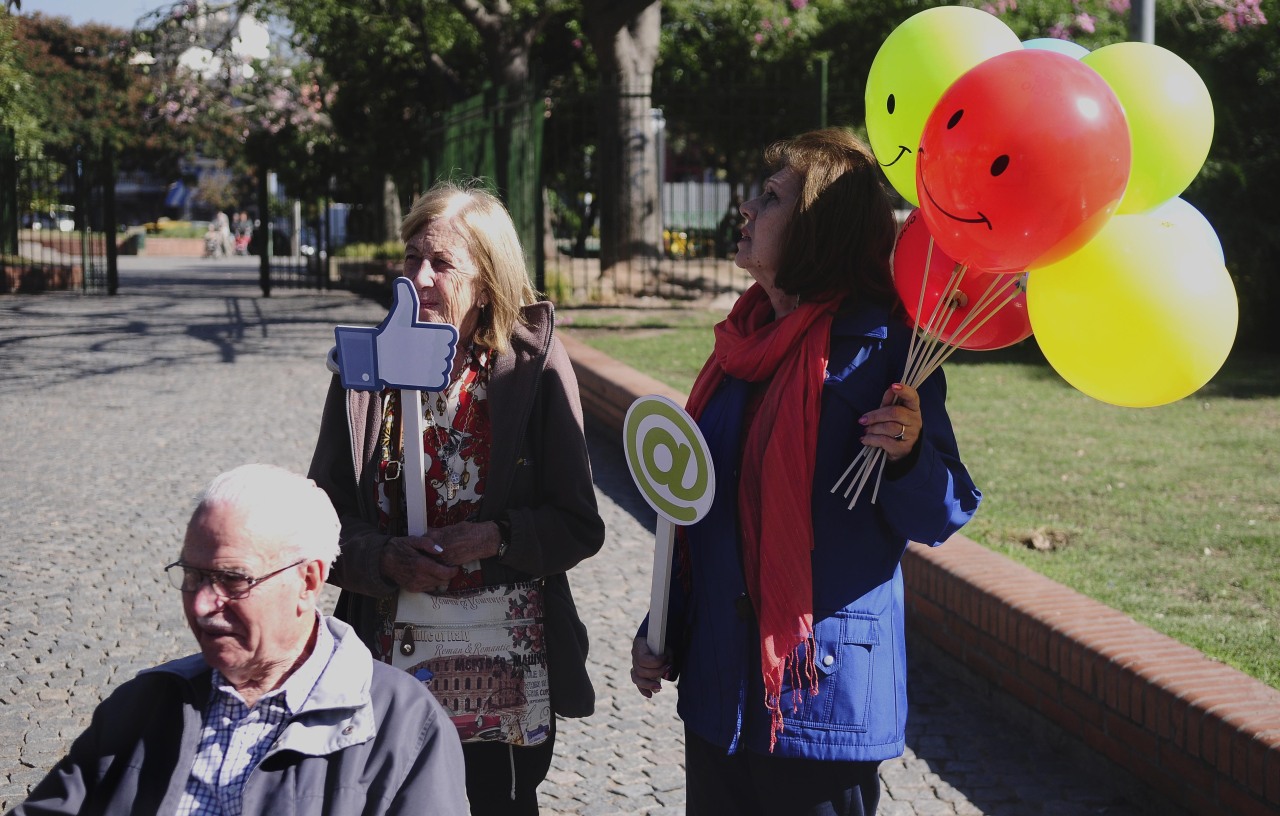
[8,464,468,816]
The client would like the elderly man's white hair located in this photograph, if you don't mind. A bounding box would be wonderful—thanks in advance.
[193,463,341,570]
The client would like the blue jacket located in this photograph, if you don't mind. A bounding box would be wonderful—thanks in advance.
[649,302,981,762]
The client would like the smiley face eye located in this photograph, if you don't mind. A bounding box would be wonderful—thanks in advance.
[991,155,1010,176]
[887,94,896,115]
[946,109,963,129]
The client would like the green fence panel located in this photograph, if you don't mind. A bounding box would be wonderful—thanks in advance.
[1,128,16,256]
[424,84,544,291]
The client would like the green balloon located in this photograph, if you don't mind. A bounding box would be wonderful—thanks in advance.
[865,6,1020,206]
[1082,42,1214,214]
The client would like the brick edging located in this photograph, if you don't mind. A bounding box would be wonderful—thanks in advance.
[561,330,1280,816]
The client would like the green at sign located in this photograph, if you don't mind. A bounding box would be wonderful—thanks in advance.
[623,395,715,657]
[624,396,715,524]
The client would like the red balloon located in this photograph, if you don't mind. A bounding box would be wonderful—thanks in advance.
[893,209,1032,351]
[916,49,1131,273]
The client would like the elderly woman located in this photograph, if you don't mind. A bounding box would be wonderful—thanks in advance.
[309,181,604,815]
[629,129,982,815]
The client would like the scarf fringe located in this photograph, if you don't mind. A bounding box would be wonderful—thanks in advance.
[765,633,821,752]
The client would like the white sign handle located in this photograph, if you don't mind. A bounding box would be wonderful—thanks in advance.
[646,516,676,657]
[624,395,716,661]
[401,389,428,537]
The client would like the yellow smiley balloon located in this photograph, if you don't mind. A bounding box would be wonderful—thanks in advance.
[1082,42,1214,214]
[1027,212,1237,408]
[865,6,1021,206]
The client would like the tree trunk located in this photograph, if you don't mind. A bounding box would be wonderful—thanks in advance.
[382,174,401,243]
[586,2,661,288]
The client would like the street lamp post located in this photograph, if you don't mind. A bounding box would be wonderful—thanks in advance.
[1130,0,1155,43]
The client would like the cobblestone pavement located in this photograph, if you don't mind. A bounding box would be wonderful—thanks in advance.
[1,258,1147,815]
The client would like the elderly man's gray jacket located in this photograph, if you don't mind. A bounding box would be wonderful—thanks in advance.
[6,616,469,816]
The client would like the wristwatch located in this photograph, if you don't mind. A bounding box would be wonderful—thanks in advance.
[495,514,511,559]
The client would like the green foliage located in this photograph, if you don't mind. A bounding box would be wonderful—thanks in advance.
[332,240,404,260]
[267,0,577,211]
[9,13,157,165]
[945,344,1280,689]
[0,14,40,153]
[558,308,720,392]
[657,0,835,181]
[541,267,576,305]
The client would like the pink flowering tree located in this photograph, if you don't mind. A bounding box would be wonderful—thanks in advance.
[987,0,1266,46]
[131,0,335,205]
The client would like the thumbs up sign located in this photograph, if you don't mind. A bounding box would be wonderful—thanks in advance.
[333,277,459,392]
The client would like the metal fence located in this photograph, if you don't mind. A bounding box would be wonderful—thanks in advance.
[254,169,330,296]
[539,72,861,305]
[328,70,860,308]
[423,84,546,292]
[1,71,859,304]
[1,133,117,295]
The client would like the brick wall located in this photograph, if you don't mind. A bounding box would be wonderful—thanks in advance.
[561,331,1280,816]
[1,263,83,293]
[130,236,206,257]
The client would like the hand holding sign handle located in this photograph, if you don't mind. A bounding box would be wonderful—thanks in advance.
[624,396,715,657]
[334,277,458,536]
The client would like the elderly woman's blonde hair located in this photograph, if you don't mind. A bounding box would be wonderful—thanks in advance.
[400,180,537,355]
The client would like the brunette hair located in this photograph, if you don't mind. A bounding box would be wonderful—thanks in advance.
[766,128,898,306]
[400,180,537,354]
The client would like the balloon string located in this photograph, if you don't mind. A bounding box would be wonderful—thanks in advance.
[836,224,932,502]
[830,445,869,495]
[916,278,1024,383]
[838,236,959,504]
[902,233,942,383]
[905,248,961,383]
[846,447,883,509]
[869,450,888,505]
[906,264,966,387]
[835,255,1025,505]
[913,270,1004,380]
[938,277,1023,359]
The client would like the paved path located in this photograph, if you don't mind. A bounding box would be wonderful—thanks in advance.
[0,258,1146,815]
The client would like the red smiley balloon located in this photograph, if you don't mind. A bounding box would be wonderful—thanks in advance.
[916,49,1131,273]
[893,209,1032,351]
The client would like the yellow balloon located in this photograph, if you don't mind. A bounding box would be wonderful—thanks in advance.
[1082,42,1214,214]
[1026,212,1237,408]
[865,6,1020,206]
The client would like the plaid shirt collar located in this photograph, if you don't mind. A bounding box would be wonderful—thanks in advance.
[209,611,335,714]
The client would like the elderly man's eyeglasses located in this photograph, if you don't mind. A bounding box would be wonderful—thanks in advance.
[164,560,305,600]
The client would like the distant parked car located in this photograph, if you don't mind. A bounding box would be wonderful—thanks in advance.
[22,208,75,231]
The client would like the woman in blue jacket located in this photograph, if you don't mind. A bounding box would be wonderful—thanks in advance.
[629,128,981,815]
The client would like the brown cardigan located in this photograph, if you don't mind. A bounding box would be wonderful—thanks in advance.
[307,301,605,718]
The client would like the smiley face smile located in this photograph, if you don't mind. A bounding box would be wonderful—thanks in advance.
[879,145,912,168]
[920,178,993,230]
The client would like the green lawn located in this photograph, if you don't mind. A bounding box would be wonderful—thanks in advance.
[559,307,1280,689]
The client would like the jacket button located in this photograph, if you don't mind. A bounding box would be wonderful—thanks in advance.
[342,725,354,735]
[822,655,834,667]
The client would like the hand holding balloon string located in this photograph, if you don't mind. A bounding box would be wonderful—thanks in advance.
[832,231,1025,508]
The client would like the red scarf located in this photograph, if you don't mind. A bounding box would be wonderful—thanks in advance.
[685,283,838,749]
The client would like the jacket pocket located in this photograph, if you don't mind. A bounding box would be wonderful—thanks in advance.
[780,612,880,732]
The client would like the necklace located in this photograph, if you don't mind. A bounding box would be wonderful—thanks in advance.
[426,347,478,502]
